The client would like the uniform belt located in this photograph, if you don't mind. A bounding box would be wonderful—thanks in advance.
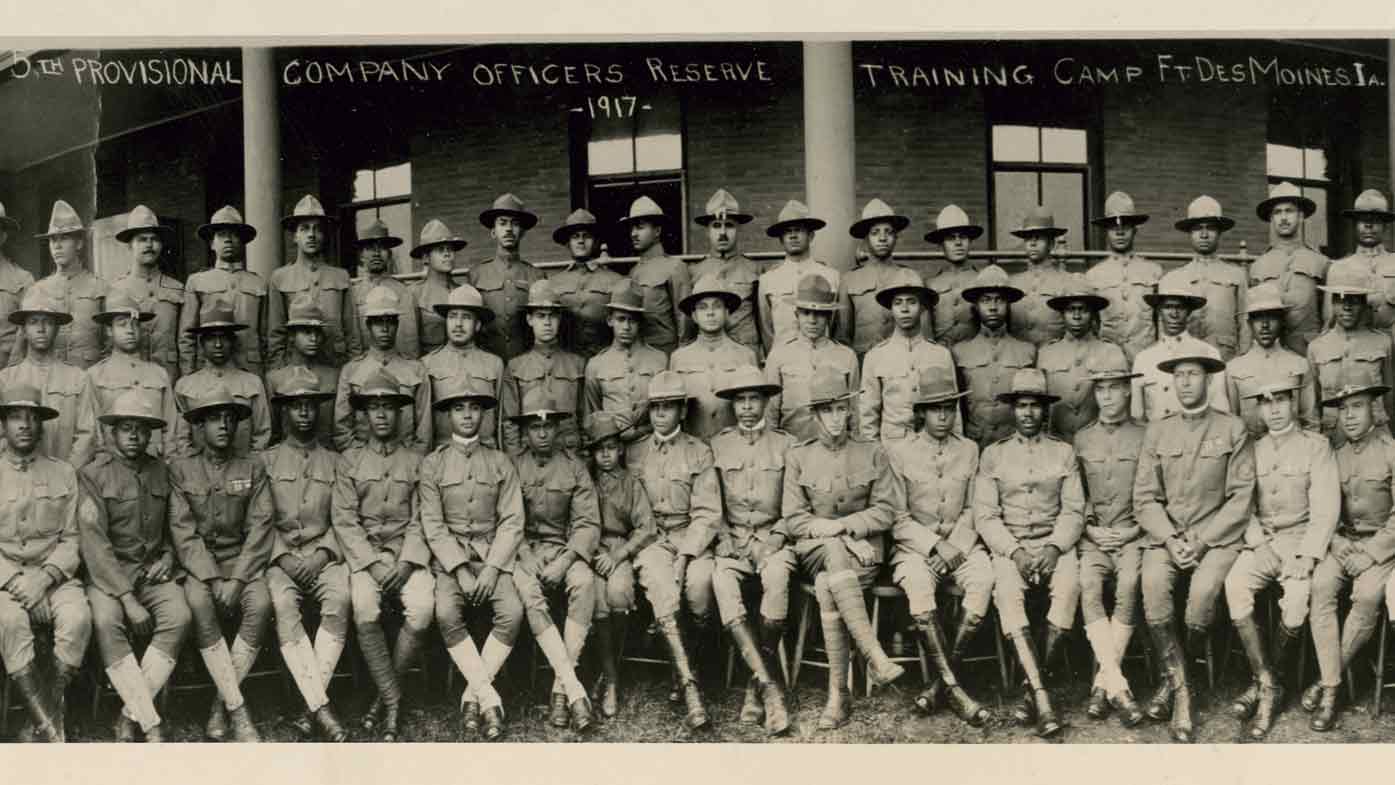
[656,513,691,528]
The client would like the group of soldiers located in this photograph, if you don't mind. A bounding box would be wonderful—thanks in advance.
[0,177,1392,744]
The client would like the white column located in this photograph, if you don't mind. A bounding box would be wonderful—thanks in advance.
[802,42,857,273]
[242,48,281,280]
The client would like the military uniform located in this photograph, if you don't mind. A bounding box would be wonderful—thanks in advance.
[88,351,180,459]
[1308,324,1395,440]
[1351,246,1395,329]
[351,274,421,360]
[1010,261,1074,348]
[110,270,184,385]
[181,265,269,377]
[1131,333,1230,422]
[268,261,359,369]
[0,294,97,465]
[266,359,339,450]
[466,255,546,364]
[0,248,35,369]
[759,259,846,351]
[503,345,585,455]
[670,327,757,441]
[1227,342,1318,437]
[1176,256,1251,361]
[174,365,271,457]
[408,219,470,357]
[590,460,656,621]
[1248,243,1328,357]
[926,260,984,347]
[859,332,957,443]
[688,252,763,357]
[583,340,667,441]
[550,261,626,360]
[11,269,107,371]
[1087,255,1163,363]
[845,261,922,359]
[1037,333,1128,442]
[335,349,430,453]
[424,342,510,450]
[1075,416,1146,630]
[954,327,1036,445]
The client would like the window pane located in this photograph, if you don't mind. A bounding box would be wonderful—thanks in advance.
[1041,128,1088,164]
[1266,143,1303,178]
[993,170,1038,250]
[1302,186,1328,253]
[1041,172,1085,251]
[992,125,1039,163]
[1303,148,1329,182]
[375,163,411,198]
[588,110,634,176]
[353,169,376,202]
[635,95,682,172]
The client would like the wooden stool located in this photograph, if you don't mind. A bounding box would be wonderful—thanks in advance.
[790,581,853,692]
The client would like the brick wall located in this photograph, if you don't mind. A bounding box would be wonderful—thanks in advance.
[5,149,97,278]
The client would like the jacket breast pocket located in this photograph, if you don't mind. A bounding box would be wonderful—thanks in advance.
[32,480,72,537]
[544,476,575,521]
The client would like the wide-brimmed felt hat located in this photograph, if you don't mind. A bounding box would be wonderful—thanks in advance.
[695,189,753,227]
[583,412,634,447]
[808,367,855,407]
[1010,206,1068,239]
[1257,181,1316,222]
[961,264,1024,304]
[1175,195,1235,232]
[1245,281,1290,316]
[1157,354,1226,375]
[116,205,176,244]
[508,387,573,425]
[197,205,257,245]
[1317,264,1376,298]
[432,282,495,322]
[1342,189,1395,223]
[271,366,336,404]
[181,383,252,423]
[617,196,672,230]
[553,208,600,246]
[0,383,58,422]
[715,365,780,401]
[0,201,18,234]
[354,219,403,249]
[432,376,497,411]
[913,365,970,407]
[874,268,937,310]
[1240,373,1305,402]
[680,273,742,315]
[647,370,689,404]
[1091,191,1150,227]
[849,198,910,239]
[523,280,564,311]
[1143,269,1208,310]
[1046,277,1110,313]
[348,367,413,410]
[94,290,156,325]
[1322,381,1393,408]
[285,294,328,330]
[1086,357,1142,382]
[925,205,984,244]
[995,368,1060,405]
[98,388,166,429]
[8,288,72,326]
[795,274,839,312]
[480,193,538,231]
[361,286,403,320]
[766,200,826,238]
[35,199,85,239]
[605,280,646,315]
[187,298,249,335]
[410,219,468,259]
[281,195,337,231]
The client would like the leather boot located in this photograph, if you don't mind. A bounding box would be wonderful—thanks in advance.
[817,607,851,730]
[205,702,228,742]
[828,571,904,687]
[115,714,139,742]
[1300,681,1323,713]
[1272,623,1302,696]
[657,613,708,730]
[1148,622,1193,743]
[358,624,402,741]
[1086,687,1110,720]
[739,677,763,724]
[1007,628,1060,737]
[592,616,620,718]
[550,692,570,728]
[11,666,61,742]
[227,704,261,742]
[1310,685,1339,732]
[915,614,987,727]
[1040,622,1070,684]
[481,705,506,741]
[144,723,164,743]
[730,617,789,735]
[361,696,383,732]
[1234,615,1281,741]
[52,661,77,742]
[315,704,348,742]
[1144,632,1173,721]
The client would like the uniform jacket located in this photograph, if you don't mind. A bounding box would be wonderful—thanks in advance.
[844,260,926,357]
[1085,253,1164,363]
[1009,261,1073,347]
[669,334,757,440]
[783,434,895,566]
[334,349,431,452]
[406,277,455,357]
[1176,256,1251,360]
[465,255,546,362]
[110,268,185,376]
[0,357,96,467]
[331,439,430,573]
[173,366,272,457]
[625,431,721,557]
[975,431,1085,555]
[764,333,859,443]
[418,438,524,573]
[180,264,268,375]
[1327,246,1395,330]
[952,326,1037,445]
[885,430,979,561]
[630,250,692,355]
[423,342,510,450]
[1130,333,1231,423]
[583,341,667,442]
[1037,333,1129,442]
[687,253,763,357]
[168,450,275,583]
[87,352,179,458]
[9,269,107,370]
[516,449,601,563]
[269,260,360,368]
[79,451,187,597]
[859,332,957,442]
[925,259,984,348]
[261,438,342,563]
[1244,426,1338,560]
[1307,324,1395,433]
[757,258,850,351]
[1226,344,1319,437]
[1133,408,1255,548]
[593,465,657,561]
[352,275,421,359]
[0,255,35,369]
[711,424,798,559]
[0,452,88,587]
[1074,417,1145,551]
[503,345,585,454]
[266,361,339,450]
[548,262,625,359]
[1334,426,1395,564]
[1249,242,1329,356]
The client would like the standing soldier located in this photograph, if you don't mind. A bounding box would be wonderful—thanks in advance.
[80,389,192,742]
[708,366,796,736]
[111,205,184,382]
[953,265,1037,445]
[670,275,756,440]
[758,200,851,351]
[0,201,35,369]
[169,384,272,743]
[1131,269,1231,423]
[501,280,585,455]
[334,286,430,453]
[1311,265,1395,443]
[924,205,985,348]
[408,220,467,357]
[88,291,181,460]
[351,219,420,360]
[262,369,350,741]
[1227,282,1319,437]
[626,371,720,731]
[858,272,956,443]
[265,295,339,449]
[0,289,97,466]
[1008,206,1074,348]
[1224,375,1338,740]
[764,274,860,442]
[688,189,763,358]
[0,385,94,742]
[974,368,1084,738]
[844,199,919,359]
[1087,192,1162,363]
[549,209,624,359]
[418,378,520,741]
[269,195,360,369]
[583,281,667,443]
[622,196,691,355]
[1174,195,1250,361]
[884,365,991,727]
[510,389,601,732]
[182,206,268,377]
[467,194,545,363]
[331,368,436,741]
[785,367,904,730]
[11,200,107,370]
[1133,354,1256,743]
[1074,359,1149,727]
[1250,182,1329,356]
[173,298,273,457]
[583,412,656,718]
[1333,190,1395,329]
[424,284,509,450]
[1303,381,1395,731]
[1036,278,1128,441]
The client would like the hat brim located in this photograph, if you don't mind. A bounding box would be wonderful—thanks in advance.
[1322,384,1392,407]
[0,401,59,421]
[34,227,85,240]
[1009,227,1068,239]
[1089,214,1150,228]
[286,319,327,330]
[1156,356,1226,374]
[875,285,938,310]
[794,301,840,313]
[715,383,781,401]
[552,223,600,246]
[808,392,855,407]
[188,322,249,335]
[431,303,496,323]
[695,213,753,227]
[94,310,156,325]
[584,428,626,447]
[508,410,573,425]
[995,391,1061,405]
[115,224,176,244]
[1046,294,1110,312]
[913,389,972,407]
[1341,209,1395,222]
[363,310,403,320]
[348,391,413,410]
[617,213,673,230]
[1245,303,1291,316]
[1142,293,1208,310]
[679,290,742,315]
[410,238,468,259]
[281,214,337,231]
[1175,216,1236,232]
[97,412,166,429]
[766,218,827,238]
[432,393,498,412]
[273,390,336,404]
[481,209,539,231]
[849,215,910,239]
[647,394,690,406]
[354,236,404,250]
[1087,371,1144,382]
[197,223,257,244]
[1241,383,1306,402]
[8,309,72,326]
[605,303,647,316]
[1316,285,1374,297]
[962,285,1025,304]
[1256,196,1316,221]
[182,401,252,423]
[925,225,985,244]
[522,301,564,312]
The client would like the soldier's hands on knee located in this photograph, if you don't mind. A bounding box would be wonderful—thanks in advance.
[29,597,52,627]
[1037,545,1061,576]
[278,554,310,586]
[541,558,569,590]
[808,519,844,539]
[934,541,965,572]
[1011,548,1033,579]
[123,593,155,637]
[1282,554,1316,581]
[146,553,174,584]
[219,579,245,612]
[1165,536,1197,570]
[468,566,500,606]
[927,553,950,577]
[1343,548,1375,576]
[594,552,616,578]
[369,561,393,587]
[385,562,415,594]
[1254,543,1282,575]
